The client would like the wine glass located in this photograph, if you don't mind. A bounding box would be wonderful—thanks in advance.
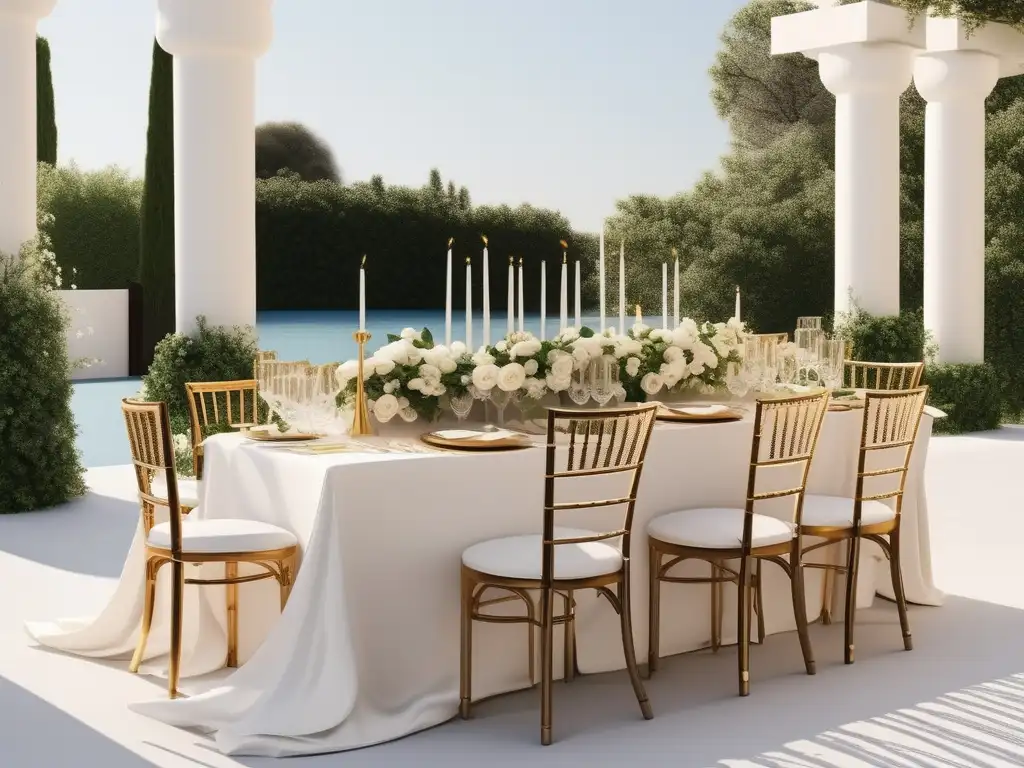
[779,353,798,387]
[568,367,591,405]
[590,356,616,406]
[819,338,845,390]
[726,360,750,399]
[759,339,779,392]
[449,391,474,422]
[743,338,763,392]
[488,388,511,426]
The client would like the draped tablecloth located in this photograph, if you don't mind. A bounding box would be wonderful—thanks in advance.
[26,410,941,756]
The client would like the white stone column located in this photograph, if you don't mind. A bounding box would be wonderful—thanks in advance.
[0,0,57,257]
[818,43,915,317]
[916,58,999,366]
[156,0,273,333]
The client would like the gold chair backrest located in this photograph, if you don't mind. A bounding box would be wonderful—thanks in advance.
[753,332,789,344]
[541,404,660,585]
[122,398,182,550]
[185,379,259,440]
[844,360,924,391]
[254,349,278,379]
[744,392,831,544]
[854,387,928,522]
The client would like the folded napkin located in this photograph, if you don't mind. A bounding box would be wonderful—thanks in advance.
[433,429,519,442]
[663,404,730,416]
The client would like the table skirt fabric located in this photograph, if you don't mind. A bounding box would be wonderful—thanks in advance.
[25,411,942,756]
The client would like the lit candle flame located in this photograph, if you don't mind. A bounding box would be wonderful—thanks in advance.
[466,256,471,265]
[361,255,366,268]
[635,304,642,323]
[519,256,523,265]
[509,255,514,265]
[481,235,488,246]
[559,239,568,250]
[672,248,678,260]
[448,237,454,248]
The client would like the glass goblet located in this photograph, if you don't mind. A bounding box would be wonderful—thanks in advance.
[449,391,474,422]
[726,361,750,400]
[568,367,591,406]
[488,388,511,426]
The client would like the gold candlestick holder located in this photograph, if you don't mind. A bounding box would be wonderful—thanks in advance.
[351,330,375,436]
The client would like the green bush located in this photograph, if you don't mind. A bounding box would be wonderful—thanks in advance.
[924,363,1002,435]
[36,36,56,165]
[255,173,598,311]
[0,225,86,513]
[36,163,143,290]
[836,306,929,363]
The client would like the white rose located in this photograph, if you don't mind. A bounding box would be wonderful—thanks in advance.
[664,346,684,363]
[472,351,496,366]
[510,338,542,359]
[550,353,574,379]
[460,374,471,385]
[363,358,380,380]
[495,340,508,352]
[545,373,571,392]
[407,378,425,392]
[419,363,441,381]
[336,360,359,386]
[372,393,400,422]
[524,359,539,376]
[438,357,457,374]
[497,362,527,392]
[660,360,686,388]
[400,327,420,341]
[625,357,641,377]
[525,377,547,399]
[641,373,664,396]
[450,341,468,356]
[375,359,396,376]
[615,338,643,359]
[383,380,399,394]
[397,397,410,409]
[406,346,423,365]
[399,406,418,422]
[472,363,500,391]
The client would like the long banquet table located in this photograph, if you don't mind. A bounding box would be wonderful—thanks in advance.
[26,409,943,756]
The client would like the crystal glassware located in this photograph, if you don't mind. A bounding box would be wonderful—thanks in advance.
[759,338,779,392]
[726,360,750,399]
[818,338,845,390]
[488,388,511,426]
[779,353,798,387]
[590,355,617,407]
[568,367,591,405]
[796,316,823,331]
[743,338,763,392]
[449,391,474,422]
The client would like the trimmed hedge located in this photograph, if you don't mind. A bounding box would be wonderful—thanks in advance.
[36,163,143,290]
[925,363,1002,435]
[255,175,598,312]
[839,307,928,363]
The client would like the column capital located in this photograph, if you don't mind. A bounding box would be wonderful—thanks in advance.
[156,0,273,58]
[818,42,916,96]
[914,51,1000,103]
[0,0,57,21]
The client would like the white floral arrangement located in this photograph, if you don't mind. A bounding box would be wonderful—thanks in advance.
[335,318,747,424]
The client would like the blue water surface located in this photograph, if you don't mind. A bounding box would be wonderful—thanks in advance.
[74,309,641,467]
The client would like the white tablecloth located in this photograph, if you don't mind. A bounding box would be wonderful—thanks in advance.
[26,411,941,756]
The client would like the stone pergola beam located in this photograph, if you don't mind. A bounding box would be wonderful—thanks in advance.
[772,1,925,319]
[156,0,273,333]
[916,16,1024,364]
[0,0,57,257]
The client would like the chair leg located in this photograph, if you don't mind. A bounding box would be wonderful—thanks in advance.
[844,534,862,665]
[710,562,721,653]
[737,556,752,697]
[889,528,913,651]
[619,570,654,720]
[790,545,816,675]
[540,584,555,746]
[225,562,239,668]
[563,590,576,683]
[168,560,184,698]
[459,572,474,719]
[820,542,838,625]
[754,559,766,645]
[130,558,159,673]
[277,557,293,612]
[525,591,536,686]
[647,544,661,675]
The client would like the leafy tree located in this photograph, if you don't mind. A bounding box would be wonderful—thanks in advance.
[255,122,340,183]
[139,39,175,366]
[890,0,1024,28]
[370,174,385,195]
[36,36,56,165]
[428,167,443,195]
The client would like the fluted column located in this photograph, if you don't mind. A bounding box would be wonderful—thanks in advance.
[818,43,916,317]
[0,0,57,257]
[156,0,273,333]
[915,52,999,364]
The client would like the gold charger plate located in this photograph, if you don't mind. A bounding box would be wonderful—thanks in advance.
[828,404,852,412]
[244,429,321,442]
[656,405,743,423]
[421,430,532,451]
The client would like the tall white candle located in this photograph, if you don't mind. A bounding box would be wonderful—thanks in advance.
[359,255,366,332]
[559,245,568,333]
[445,238,453,346]
[507,256,514,335]
[518,257,525,333]
[574,260,581,329]
[662,262,668,329]
[598,224,606,332]
[465,257,473,350]
[482,236,490,347]
[735,286,741,322]
[673,248,680,328]
[540,260,547,340]
[618,241,626,335]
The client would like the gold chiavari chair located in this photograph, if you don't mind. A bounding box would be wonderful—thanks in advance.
[185,380,260,480]
[459,404,660,745]
[121,398,298,697]
[799,387,928,664]
[752,332,789,345]
[647,391,830,696]
[843,360,924,391]
[254,349,278,380]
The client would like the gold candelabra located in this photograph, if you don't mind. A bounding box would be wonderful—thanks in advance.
[350,330,375,436]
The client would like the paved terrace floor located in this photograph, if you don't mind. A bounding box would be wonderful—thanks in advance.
[1,427,1021,767]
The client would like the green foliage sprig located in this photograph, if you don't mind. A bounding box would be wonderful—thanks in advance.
[925,363,1002,434]
[835,306,932,363]
[0,225,86,513]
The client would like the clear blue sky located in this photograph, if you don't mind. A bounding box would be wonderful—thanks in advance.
[39,0,748,231]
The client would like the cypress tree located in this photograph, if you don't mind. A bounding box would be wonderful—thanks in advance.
[36,36,57,165]
[138,39,175,366]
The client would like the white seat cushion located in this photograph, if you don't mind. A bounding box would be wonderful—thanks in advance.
[801,494,896,529]
[647,508,794,550]
[151,475,200,508]
[462,527,622,580]
[148,517,297,554]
